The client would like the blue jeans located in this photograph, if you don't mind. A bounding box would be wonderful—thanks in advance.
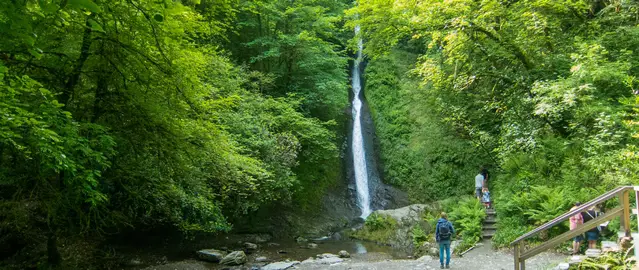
[439,242,451,266]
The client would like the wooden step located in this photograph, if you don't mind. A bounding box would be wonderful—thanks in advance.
[485,209,496,215]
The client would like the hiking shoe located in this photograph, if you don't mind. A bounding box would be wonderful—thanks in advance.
[440,265,444,269]
[445,265,450,269]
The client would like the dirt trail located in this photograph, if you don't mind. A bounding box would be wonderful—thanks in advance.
[143,241,566,270]
[294,241,564,270]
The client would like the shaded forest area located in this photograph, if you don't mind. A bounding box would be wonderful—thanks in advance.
[1,0,350,267]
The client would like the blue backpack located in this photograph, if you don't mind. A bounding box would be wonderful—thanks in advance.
[438,221,452,240]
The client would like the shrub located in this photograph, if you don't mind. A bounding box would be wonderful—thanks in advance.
[491,216,530,248]
[571,250,635,269]
[350,213,398,244]
[412,226,428,247]
[446,196,486,253]
[365,213,397,231]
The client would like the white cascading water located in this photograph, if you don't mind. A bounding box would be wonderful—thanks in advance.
[352,25,371,219]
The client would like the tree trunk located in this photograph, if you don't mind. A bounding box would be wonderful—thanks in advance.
[47,232,61,266]
[61,13,96,106]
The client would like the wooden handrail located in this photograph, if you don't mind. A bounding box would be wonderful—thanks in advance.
[520,206,623,260]
[512,186,635,270]
[511,186,633,245]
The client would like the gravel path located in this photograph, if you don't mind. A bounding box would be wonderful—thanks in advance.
[142,241,567,270]
[295,241,565,270]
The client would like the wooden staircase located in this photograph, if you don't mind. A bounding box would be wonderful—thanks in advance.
[483,208,497,239]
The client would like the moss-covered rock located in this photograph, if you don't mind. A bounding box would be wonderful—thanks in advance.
[349,204,437,254]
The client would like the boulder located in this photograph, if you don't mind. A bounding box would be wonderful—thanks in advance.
[338,250,350,258]
[307,243,318,249]
[196,249,226,263]
[220,251,247,265]
[244,242,258,250]
[261,261,300,270]
[353,204,435,254]
[429,247,439,257]
[295,236,308,243]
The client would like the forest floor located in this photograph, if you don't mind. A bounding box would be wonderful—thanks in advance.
[142,241,566,270]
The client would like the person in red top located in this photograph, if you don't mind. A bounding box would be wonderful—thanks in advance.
[569,202,584,255]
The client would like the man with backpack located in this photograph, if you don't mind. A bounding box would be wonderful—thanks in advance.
[435,212,456,269]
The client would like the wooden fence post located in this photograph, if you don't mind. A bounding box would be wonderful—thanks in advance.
[514,243,520,270]
[620,190,631,237]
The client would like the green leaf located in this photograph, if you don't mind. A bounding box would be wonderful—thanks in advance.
[68,0,102,13]
[28,48,43,59]
[88,19,105,33]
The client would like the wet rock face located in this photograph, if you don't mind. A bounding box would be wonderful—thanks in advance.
[345,62,409,217]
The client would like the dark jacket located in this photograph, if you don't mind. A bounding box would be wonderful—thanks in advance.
[435,218,455,243]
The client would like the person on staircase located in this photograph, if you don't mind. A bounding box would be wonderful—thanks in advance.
[436,212,456,269]
[582,206,600,250]
[569,202,584,255]
[482,187,491,209]
[474,167,487,201]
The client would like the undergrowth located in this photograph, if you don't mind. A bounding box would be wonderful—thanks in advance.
[350,213,397,244]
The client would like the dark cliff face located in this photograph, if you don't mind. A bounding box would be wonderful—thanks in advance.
[346,57,408,215]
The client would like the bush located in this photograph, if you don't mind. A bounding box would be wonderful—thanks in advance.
[571,250,635,269]
[365,213,397,231]
[491,216,530,248]
[445,196,486,253]
[350,213,398,244]
[412,226,429,247]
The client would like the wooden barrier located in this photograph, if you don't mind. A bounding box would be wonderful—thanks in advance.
[511,186,634,270]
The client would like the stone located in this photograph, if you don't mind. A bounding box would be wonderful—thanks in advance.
[261,261,300,270]
[295,236,308,243]
[417,255,432,262]
[244,242,258,250]
[277,250,287,254]
[429,247,439,257]
[557,263,570,270]
[316,253,338,259]
[220,251,247,265]
[196,249,226,263]
[585,249,601,257]
[255,256,270,263]
[267,242,280,247]
[301,257,315,264]
[315,257,344,265]
[307,243,318,249]
[338,250,350,258]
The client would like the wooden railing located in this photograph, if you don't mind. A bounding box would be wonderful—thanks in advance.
[511,186,634,270]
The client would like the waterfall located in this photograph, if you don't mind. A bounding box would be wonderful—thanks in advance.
[351,25,372,219]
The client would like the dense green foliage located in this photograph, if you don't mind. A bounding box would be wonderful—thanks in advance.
[444,197,486,252]
[351,0,639,248]
[0,0,348,266]
[364,50,488,201]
